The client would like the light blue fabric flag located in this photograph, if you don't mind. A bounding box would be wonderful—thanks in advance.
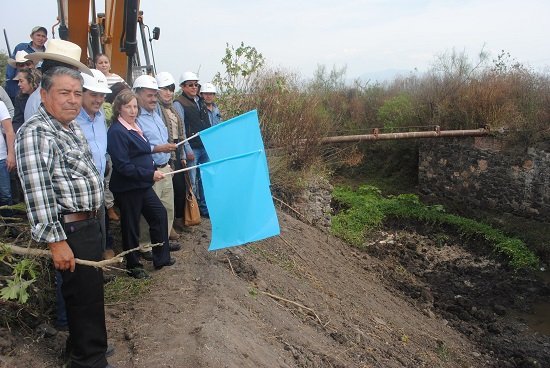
[200,149,280,251]
[200,110,265,162]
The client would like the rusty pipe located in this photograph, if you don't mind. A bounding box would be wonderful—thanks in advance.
[319,128,489,144]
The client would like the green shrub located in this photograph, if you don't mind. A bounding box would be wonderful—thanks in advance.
[332,185,539,269]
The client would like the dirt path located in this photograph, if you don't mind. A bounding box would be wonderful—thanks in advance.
[2,210,549,367]
[105,212,487,368]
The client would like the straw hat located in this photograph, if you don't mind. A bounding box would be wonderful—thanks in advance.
[25,39,92,76]
[7,50,30,68]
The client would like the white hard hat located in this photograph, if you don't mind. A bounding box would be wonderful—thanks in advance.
[82,69,112,94]
[201,82,217,94]
[155,72,176,88]
[133,75,159,90]
[179,71,199,85]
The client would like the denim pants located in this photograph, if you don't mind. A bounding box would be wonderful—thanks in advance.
[189,147,209,216]
[0,159,12,217]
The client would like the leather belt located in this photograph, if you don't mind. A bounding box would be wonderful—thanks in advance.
[155,161,169,169]
[61,210,98,224]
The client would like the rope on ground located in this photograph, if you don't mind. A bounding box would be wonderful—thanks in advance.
[272,196,310,223]
[260,290,323,325]
[3,243,162,271]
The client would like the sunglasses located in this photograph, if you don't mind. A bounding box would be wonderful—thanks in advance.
[16,61,33,67]
[184,83,199,88]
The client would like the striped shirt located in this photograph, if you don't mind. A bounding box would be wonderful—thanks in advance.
[15,106,104,243]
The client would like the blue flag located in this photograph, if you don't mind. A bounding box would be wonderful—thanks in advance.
[200,110,265,162]
[200,150,280,251]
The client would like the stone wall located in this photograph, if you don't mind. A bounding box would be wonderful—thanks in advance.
[419,136,550,221]
[293,176,333,232]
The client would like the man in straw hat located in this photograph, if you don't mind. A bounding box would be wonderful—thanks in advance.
[16,59,114,368]
[4,51,35,104]
[4,26,47,101]
[23,38,92,122]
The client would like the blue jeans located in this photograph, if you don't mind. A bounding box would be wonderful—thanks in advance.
[0,159,13,217]
[189,147,209,216]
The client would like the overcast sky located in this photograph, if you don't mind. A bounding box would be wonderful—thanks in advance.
[2,1,549,83]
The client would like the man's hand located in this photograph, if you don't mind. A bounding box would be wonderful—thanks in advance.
[153,143,177,153]
[186,151,195,161]
[48,241,75,272]
[153,170,165,181]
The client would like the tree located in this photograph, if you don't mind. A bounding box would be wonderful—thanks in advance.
[212,42,265,94]
[0,50,8,86]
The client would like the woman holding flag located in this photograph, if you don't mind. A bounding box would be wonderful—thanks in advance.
[107,90,174,279]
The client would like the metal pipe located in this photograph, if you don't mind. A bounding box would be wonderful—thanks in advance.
[89,0,102,57]
[138,20,151,67]
[3,29,11,56]
[57,0,69,40]
[319,128,489,144]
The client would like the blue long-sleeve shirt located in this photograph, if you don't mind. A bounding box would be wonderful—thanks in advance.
[76,108,108,177]
[137,107,171,166]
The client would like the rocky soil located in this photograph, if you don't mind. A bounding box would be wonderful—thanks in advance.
[1,210,549,367]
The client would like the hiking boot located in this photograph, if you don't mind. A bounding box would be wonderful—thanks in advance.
[127,268,150,279]
[107,207,120,222]
[140,251,153,261]
[169,242,181,252]
[154,257,176,270]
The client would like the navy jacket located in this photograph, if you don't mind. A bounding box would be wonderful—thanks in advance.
[107,120,155,193]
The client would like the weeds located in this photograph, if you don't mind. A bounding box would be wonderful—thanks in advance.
[331,185,539,269]
[104,276,152,304]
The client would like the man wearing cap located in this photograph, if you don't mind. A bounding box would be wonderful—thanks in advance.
[133,75,181,255]
[4,26,46,102]
[174,72,211,218]
[201,82,222,126]
[16,66,113,368]
[23,39,93,122]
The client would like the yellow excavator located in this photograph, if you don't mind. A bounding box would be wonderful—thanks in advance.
[55,0,159,83]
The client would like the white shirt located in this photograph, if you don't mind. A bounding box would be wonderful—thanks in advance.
[0,101,10,159]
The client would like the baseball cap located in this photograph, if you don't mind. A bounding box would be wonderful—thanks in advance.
[31,26,48,36]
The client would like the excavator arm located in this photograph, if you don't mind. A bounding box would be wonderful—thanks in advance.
[58,0,148,83]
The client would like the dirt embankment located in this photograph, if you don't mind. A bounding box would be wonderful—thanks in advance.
[2,210,550,367]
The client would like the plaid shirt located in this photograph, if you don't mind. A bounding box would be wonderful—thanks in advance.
[16,106,104,243]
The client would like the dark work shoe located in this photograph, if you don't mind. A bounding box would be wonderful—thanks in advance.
[169,242,181,251]
[140,251,153,261]
[154,257,176,270]
[128,268,150,279]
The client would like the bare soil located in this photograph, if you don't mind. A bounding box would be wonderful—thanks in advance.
[1,210,550,367]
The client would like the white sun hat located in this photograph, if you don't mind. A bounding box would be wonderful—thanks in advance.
[25,39,92,76]
[7,50,30,68]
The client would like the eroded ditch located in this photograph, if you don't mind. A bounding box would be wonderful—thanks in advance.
[364,226,550,367]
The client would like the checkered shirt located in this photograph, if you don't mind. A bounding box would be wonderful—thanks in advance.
[15,106,104,243]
